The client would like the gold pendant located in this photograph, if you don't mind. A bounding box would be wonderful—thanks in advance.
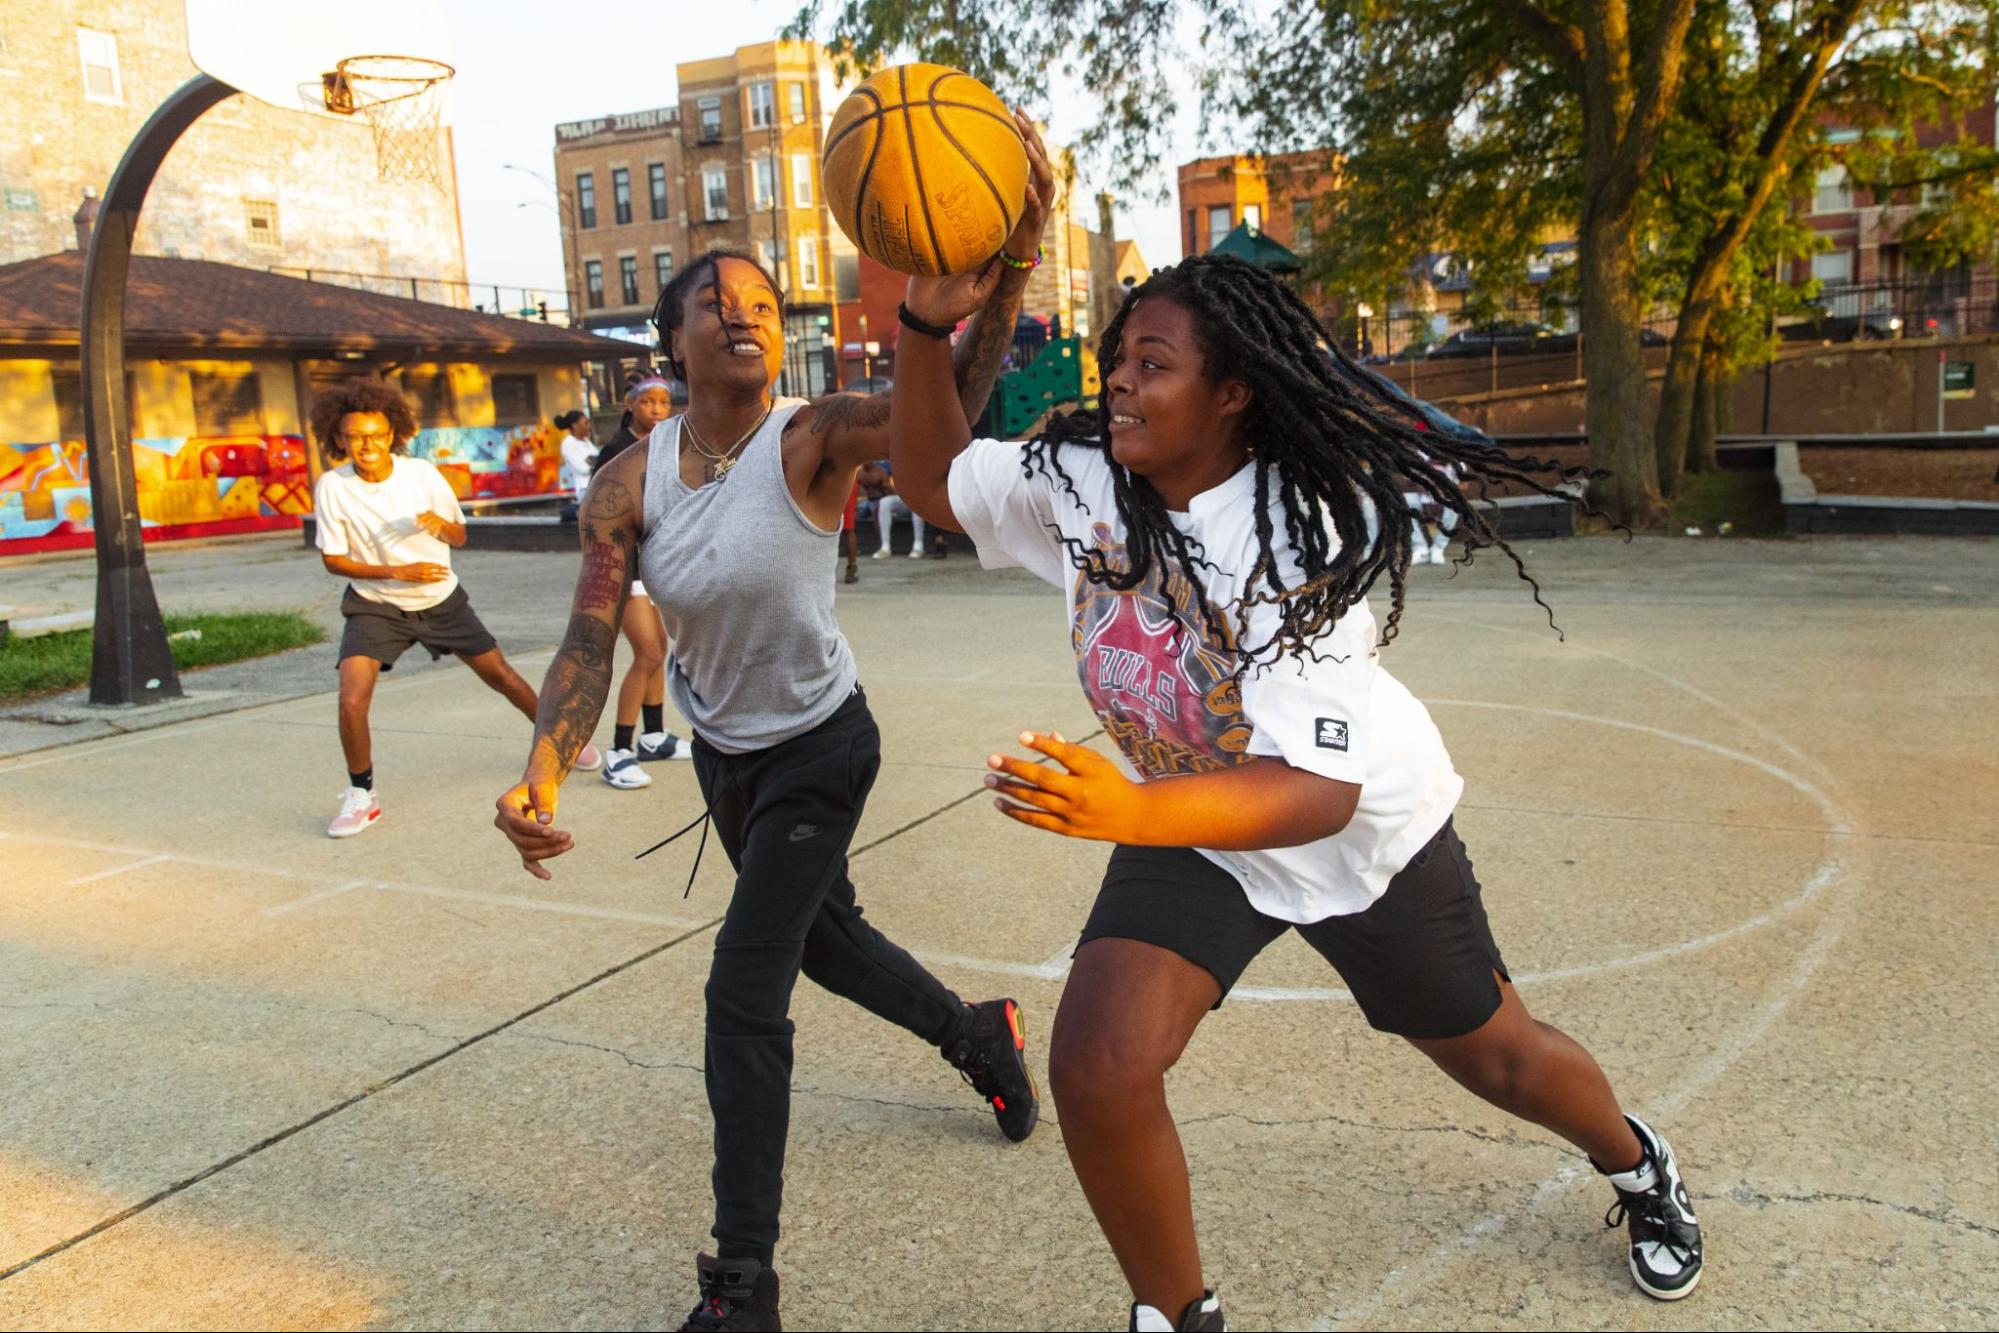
[713,454,737,481]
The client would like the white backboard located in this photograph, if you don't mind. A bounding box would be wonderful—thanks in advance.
[185,0,455,127]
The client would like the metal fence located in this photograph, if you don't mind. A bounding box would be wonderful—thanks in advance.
[267,267,575,325]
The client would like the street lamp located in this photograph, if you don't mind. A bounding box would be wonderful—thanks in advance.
[504,162,582,317]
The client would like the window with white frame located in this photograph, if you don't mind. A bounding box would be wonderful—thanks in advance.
[697,95,722,142]
[796,235,821,289]
[757,238,783,286]
[1243,203,1262,232]
[749,81,774,129]
[1811,249,1854,285]
[1207,205,1231,249]
[1813,166,1854,214]
[243,199,280,249]
[749,157,776,210]
[78,28,121,104]
[787,82,806,123]
[704,165,729,220]
[791,154,813,208]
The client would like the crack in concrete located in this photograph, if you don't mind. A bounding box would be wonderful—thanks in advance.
[1726,1184,1999,1240]
[1177,1107,1550,1152]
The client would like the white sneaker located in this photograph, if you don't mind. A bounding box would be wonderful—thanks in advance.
[327,786,381,838]
[601,748,653,789]
[1431,540,1451,564]
[636,731,695,762]
[1410,545,1432,565]
[871,548,891,560]
[573,742,603,772]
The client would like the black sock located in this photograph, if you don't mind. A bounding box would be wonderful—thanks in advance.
[614,724,635,752]
[349,768,373,792]
[642,703,665,735]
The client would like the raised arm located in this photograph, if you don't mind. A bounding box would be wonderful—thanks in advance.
[793,110,1057,479]
[492,444,647,878]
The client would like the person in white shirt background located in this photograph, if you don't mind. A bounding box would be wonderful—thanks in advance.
[888,253,1702,1332]
[556,409,596,509]
[311,381,599,839]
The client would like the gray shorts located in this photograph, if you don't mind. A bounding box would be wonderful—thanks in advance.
[337,584,497,670]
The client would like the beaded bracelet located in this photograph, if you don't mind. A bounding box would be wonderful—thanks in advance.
[998,244,1044,271]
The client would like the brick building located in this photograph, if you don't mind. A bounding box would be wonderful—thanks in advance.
[553,41,855,394]
[0,1,467,289]
[1177,151,1340,319]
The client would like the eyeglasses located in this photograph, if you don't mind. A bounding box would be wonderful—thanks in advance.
[338,431,395,449]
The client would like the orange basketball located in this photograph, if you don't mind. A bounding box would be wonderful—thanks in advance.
[823,63,1028,276]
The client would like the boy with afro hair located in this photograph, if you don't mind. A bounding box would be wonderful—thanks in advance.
[310,380,599,837]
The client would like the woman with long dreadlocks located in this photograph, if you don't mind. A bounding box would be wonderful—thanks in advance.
[490,115,1056,1333]
[889,253,1703,1331]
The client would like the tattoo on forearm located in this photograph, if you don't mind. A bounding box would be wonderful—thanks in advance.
[534,607,619,769]
[955,266,1034,420]
[576,538,626,612]
[807,393,891,439]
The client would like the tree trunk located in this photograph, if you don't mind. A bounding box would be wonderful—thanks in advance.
[1580,202,1664,528]
[1653,287,1719,495]
[1688,343,1721,473]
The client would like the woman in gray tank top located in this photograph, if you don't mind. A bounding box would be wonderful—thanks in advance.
[494,121,1056,1333]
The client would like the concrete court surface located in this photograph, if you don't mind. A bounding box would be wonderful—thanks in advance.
[1,533,1996,1330]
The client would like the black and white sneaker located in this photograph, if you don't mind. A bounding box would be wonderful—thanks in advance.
[677,1253,779,1332]
[637,730,694,762]
[1603,1114,1702,1300]
[1130,1289,1225,1331]
[942,998,1040,1142]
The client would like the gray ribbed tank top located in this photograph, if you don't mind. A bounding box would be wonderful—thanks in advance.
[638,398,858,754]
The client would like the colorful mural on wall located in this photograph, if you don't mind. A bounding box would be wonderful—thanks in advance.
[0,423,565,556]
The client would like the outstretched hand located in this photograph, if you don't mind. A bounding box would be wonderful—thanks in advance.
[494,770,571,879]
[985,730,1150,844]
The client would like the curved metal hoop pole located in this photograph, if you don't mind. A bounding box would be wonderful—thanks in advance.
[81,74,236,704]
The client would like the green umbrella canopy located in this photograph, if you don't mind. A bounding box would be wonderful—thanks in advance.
[1209,222,1302,272]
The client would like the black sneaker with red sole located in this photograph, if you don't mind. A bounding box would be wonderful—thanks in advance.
[942,998,1040,1142]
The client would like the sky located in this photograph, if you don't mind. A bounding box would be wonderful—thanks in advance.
[435,0,1196,299]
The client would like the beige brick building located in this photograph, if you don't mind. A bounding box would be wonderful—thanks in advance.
[0,1,467,289]
[553,40,858,393]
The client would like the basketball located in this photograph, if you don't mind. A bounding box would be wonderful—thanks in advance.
[823,63,1029,276]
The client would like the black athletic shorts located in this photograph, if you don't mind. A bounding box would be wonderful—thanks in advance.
[336,584,497,670]
[1077,817,1509,1040]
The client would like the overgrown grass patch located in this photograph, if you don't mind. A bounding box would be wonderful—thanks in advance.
[1669,468,1786,538]
[0,611,324,703]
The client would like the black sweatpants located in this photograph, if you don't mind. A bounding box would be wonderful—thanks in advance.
[690,686,970,1265]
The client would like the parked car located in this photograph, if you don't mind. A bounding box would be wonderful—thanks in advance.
[1424,321,1557,358]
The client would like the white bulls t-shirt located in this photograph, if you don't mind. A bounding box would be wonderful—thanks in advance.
[314,455,464,611]
[948,439,1463,922]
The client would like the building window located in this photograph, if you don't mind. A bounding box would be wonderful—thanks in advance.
[834,251,860,302]
[619,255,640,305]
[796,235,821,289]
[491,373,540,426]
[649,162,668,219]
[1812,249,1854,285]
[749,81,774,129]
[704,166,729,220]
[757,238,782,286]
[612,168,632,225]
[697,95,722,142]
[791,154,813,207]
[243,200,280,250]
[1291,199,1314,254]
[1813,166,1853,214]
[1208,205,1232,248]
[585,260,604,308]
[189,368,264,435]
[577,172,597,228]
[1186,209,1199,255]
[654,249,674,293]
[78,29,121,104]
[400,368,456,428]
[750,157,775,211]
[1243,203,1262,232]
[788,82,806,123]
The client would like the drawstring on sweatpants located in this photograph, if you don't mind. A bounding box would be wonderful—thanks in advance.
[635,808,711,898]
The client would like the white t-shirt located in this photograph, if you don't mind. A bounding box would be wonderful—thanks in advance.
[313,455,464,610]
[561,434,596,493]
[948,438,1463,923]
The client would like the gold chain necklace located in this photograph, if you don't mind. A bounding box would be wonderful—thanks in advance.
[682,402,773,481]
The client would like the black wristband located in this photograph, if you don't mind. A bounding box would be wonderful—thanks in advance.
[898,302,955,340]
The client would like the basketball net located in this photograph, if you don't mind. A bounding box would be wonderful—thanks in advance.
[323,56,455,191]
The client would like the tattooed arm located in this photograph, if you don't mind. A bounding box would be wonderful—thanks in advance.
[791,109,1057,480]
[493,445,647,879]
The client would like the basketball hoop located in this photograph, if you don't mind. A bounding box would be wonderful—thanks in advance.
[323,55,455,190]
